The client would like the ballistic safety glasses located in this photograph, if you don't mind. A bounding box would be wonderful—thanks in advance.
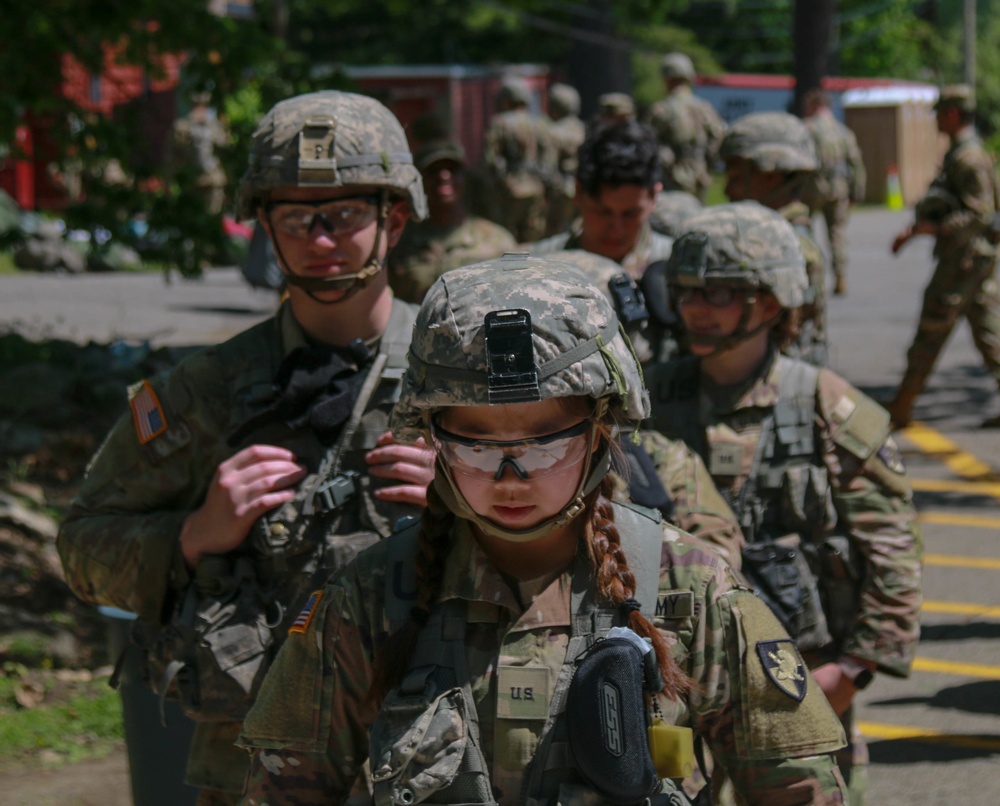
[674,286,741,308]
[265,195,379,239]
[432,420,592,481]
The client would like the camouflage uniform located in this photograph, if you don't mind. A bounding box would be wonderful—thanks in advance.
[647,203,923,803]
[804,108,866,294]
[648,54,725,201]
[238,255,846,805]
[545,83,586,236]
[57,91,427,802]
[390,216,517,303]
[481,79,555,243]
[721,112,827,365]
[890,86,1000,427]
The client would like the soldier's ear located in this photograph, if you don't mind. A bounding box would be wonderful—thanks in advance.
[385,200,410,248]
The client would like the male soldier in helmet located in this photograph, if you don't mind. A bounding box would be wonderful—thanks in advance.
[57,91,436,804]
[888,84,1000,428]
[645,202,922,805]
[720,111,828,365]
[648,52,726,201]
[545,83,586,235]
[480,77,555,243]
[389,138,516,303]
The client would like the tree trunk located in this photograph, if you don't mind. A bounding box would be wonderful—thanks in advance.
[566,0,632,122]
[792,0,836,116]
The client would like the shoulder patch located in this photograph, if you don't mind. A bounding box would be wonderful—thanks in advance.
[128,380,168,444]
[289,590,323,635]
[756,639,807,702]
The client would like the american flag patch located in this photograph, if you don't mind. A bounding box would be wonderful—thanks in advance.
[289,590,323,635]
[129,380,168,445]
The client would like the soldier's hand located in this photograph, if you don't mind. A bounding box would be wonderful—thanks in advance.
[365,431,435,507]
[891,227,913,254]
[180,445,307,567]
[810,661,856,717]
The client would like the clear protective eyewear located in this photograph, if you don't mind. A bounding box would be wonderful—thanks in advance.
[675,286,741,308]
[265,195,379,239]
[432,420,592,481]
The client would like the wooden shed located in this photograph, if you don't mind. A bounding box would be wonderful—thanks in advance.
[842,86,944,206]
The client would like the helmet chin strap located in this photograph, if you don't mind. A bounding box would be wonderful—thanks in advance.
[434,437,613,545]
[267,190,390,305]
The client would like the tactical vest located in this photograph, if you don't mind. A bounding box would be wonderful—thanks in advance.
[134,300,419,723]
[649,355,861,653]
[370,502,684,806]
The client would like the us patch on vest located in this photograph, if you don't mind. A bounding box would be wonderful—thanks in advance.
[655,590,694,620]
[709,441,744,476]
[497,666,549,720]
[129,380,168,445]
[756,639,807,701]
[289,590,323,635]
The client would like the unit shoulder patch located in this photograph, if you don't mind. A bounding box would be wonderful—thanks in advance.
[755,639,807,702]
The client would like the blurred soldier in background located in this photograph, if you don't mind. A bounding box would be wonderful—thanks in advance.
[169,90,230,216]
[480,77,554,242]
[648,52,726,202]
[803,89,866,296]
[889,85,1000,428]
[721,111,828,365]
[545,83,586,236]
[390,139,516,303]
[594,92,637,126]
[532,119,680,363]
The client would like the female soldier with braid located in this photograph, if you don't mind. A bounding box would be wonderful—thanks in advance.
[237,255,847,805]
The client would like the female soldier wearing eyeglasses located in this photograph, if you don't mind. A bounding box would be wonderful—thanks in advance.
[236,254,847,805]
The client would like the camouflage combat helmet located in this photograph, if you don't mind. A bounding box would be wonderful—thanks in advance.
[237,90,427,221]
[934,84,975,114]
[549,83,581,118]
[720,111,818,173]
[392,253,649,542]
[497,77,533,109]
[650,190,703,238]
[661,52,695,81]
[667,201,808,309]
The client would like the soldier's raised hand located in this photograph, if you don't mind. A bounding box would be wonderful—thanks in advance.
[179,445,307,567]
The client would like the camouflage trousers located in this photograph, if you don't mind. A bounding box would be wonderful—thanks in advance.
[898,254,1000,395]
[818,197,851,282]
[498,192,548,244]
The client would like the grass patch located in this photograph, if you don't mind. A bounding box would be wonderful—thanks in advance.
[0,673,123,766]
[0,251,17,274]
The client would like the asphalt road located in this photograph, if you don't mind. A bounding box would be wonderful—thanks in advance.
[2,208,999,804]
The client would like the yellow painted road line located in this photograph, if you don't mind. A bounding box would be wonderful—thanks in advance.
[925,553,1000,570]
[900,422,996,479]
[911,656,1000,679]
[910,478,1000,498]
[858,721,1000,751]
[919,511,1000,530]
[922,600,1000,619]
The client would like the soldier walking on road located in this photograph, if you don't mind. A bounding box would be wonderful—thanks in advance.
[803,89,867,296]
[390,139,516,303]
[169,90,231,216]
[646,202,923,805]
[57,91,435,805]
[721,111,828,365]
[480,78,554,243]
[238,254,848,805]
[888,85,1000,428]
[648,52,726,202]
